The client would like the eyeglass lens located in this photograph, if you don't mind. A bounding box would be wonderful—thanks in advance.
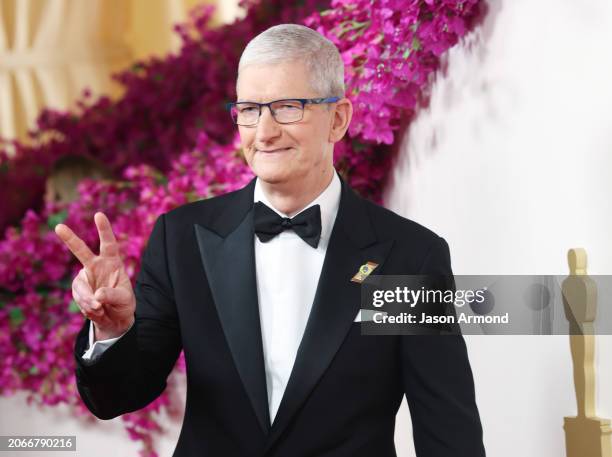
[231,100,304,125]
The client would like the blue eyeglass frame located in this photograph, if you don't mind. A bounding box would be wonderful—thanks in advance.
[225,96,340,125]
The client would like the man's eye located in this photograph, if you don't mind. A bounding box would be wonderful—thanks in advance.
[278,104,300,110]
[240,106,258,112]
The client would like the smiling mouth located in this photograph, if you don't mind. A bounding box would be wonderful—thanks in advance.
[258,148,291,153]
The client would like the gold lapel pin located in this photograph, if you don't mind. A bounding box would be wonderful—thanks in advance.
[351,261,379,283]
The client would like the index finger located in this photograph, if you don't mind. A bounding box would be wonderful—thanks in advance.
[94,212,120,258]
[54,223,96,267]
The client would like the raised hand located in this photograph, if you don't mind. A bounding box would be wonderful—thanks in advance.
[55,212,136,341]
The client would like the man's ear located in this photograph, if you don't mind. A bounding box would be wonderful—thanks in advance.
[328,98,353,143]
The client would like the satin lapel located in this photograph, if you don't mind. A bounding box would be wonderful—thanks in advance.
[193,179,271,434]
[262,178,395,453]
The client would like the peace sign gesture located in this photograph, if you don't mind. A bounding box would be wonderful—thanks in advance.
[55,212,135,341]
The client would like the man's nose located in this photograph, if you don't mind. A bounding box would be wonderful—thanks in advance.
[255,105,281,141]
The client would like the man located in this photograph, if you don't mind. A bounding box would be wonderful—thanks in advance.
[55,24,485,457]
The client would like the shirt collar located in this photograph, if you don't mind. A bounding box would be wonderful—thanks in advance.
[253,169,341,247]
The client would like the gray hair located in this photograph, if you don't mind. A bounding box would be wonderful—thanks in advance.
[237,24,345,99]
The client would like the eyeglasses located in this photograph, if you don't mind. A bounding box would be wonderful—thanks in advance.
[225,97,340,126]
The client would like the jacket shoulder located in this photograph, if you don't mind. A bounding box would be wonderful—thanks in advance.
[359,198,452,274]
[164,185,249,226]
[361,197,444,246]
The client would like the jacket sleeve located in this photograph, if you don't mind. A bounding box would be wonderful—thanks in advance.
[73,213,183,420]
[81,319,132,364]
[400,236,486,457]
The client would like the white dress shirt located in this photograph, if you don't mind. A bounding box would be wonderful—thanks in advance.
[253,170,340,421]
[81,170,342,423]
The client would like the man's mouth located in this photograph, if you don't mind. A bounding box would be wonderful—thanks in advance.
[258,148,291,153]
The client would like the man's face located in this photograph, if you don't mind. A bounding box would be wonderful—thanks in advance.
[236,59,336,186]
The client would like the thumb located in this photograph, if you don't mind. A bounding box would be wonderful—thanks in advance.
[94,287,132,306]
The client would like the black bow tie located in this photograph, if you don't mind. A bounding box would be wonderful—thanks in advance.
[253,201,322,248]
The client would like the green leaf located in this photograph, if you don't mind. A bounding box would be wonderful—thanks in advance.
[47,210,68,229]
[58,277,72,290]
[68,300,80,313]
[35,286,50,298]
[402,48,411,59]
[9,308,25,326]
[0,289,15,309]
[352,140,367,152]
[411,37,421,51]
[154,174,168,186]
[29,366,39,375]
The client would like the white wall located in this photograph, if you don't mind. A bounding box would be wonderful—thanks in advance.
[0,376,184,457]
[388,0,612,455]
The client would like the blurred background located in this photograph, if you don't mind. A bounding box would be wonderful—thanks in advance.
[0,0,241,141]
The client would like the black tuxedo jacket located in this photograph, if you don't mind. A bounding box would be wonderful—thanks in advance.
[74,174,485,457]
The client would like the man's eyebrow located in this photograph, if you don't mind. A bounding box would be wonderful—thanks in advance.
[236,97,294,103]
